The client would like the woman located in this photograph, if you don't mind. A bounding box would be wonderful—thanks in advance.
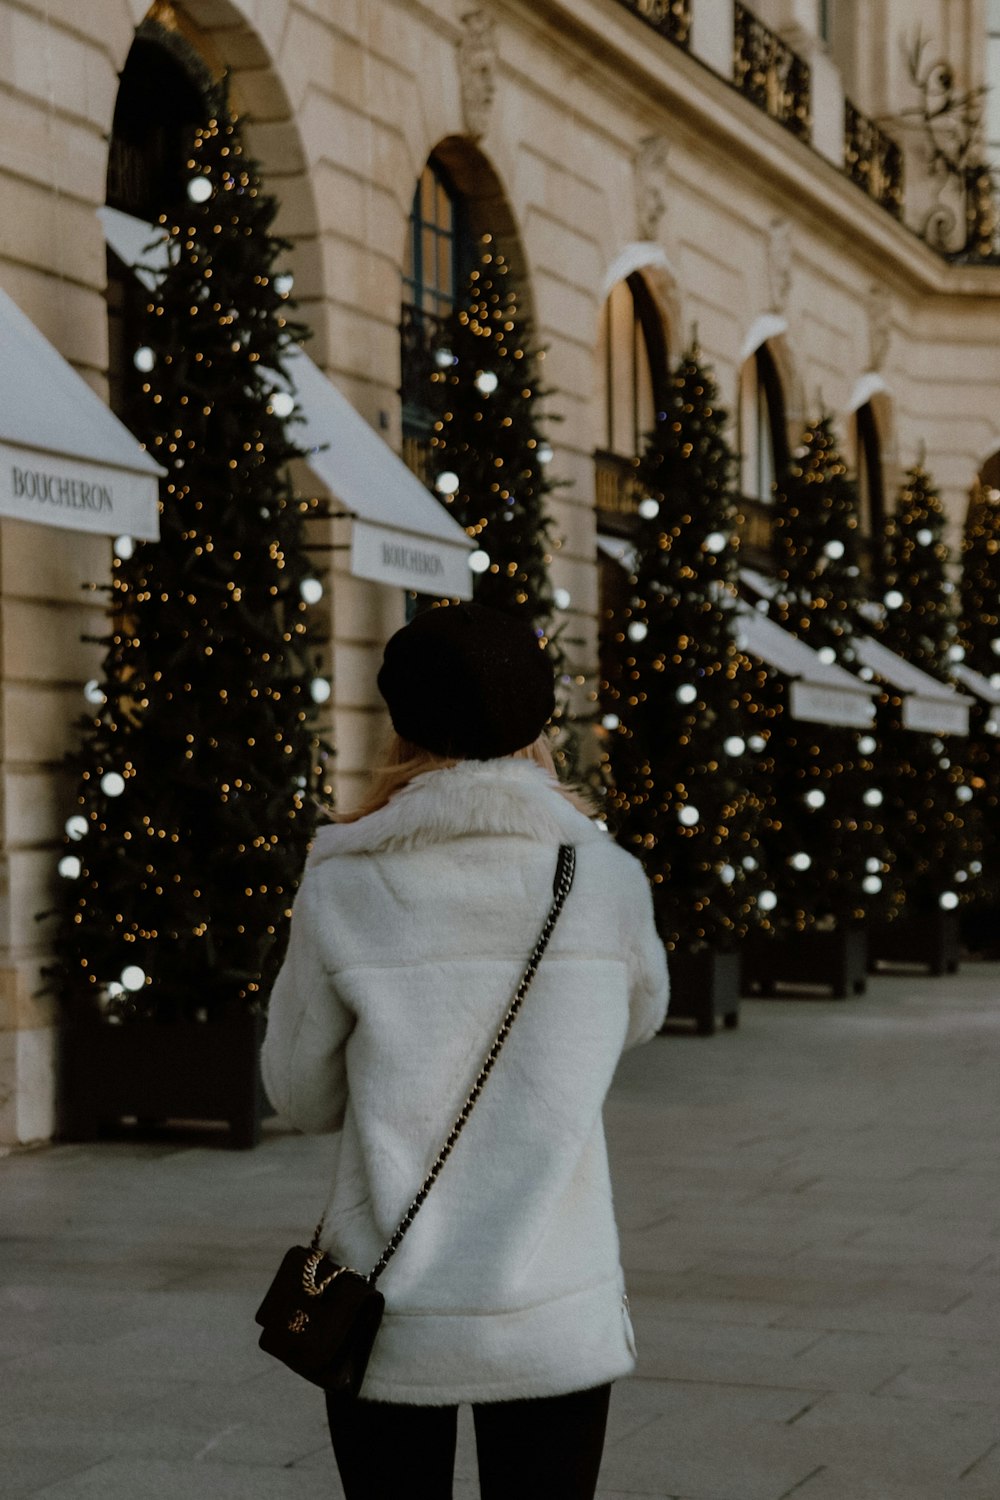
[261,601,669,1500]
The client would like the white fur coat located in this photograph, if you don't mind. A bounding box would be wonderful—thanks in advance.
[261,759,669,1404]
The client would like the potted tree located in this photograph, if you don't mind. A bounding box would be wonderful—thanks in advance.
[49,82,328,1147]
[604,345,766,1034]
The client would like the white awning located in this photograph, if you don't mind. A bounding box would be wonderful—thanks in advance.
[952,661,1000,714]
[99,207,473,597]
[734,600,877,728]
[853,634,972,735]
[0,283,162,540]
[596,533,637,573]
[282,347,473,599]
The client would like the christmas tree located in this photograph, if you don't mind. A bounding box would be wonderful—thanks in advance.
[425,237,580,762]
[49,80,329,1022]
[878,462,978,915]
[604,345,766,952]
[959,480,1000,924]
[763,415,898,928]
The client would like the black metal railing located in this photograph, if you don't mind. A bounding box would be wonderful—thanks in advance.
[613,0,691,48]
[844,100,904,219]
[594,450,643,524]
[733,2,811,142]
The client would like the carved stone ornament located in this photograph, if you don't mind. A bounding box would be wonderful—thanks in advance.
[459,10,498,143]
[867,282,892,370]
[636,135,671,241]
[767,217,792,313]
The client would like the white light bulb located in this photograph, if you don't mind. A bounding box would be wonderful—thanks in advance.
[601,713,620,731]
[273,273,294,297]
[121,964,147,991]
[310,677,332,704]
[955,869,968,882]
[884,590,904,609]
[720,864,736,883]
[676,683,697,703]
[948,644,965,662]
[84,679,106,707]
[677,805,700,826]
[991,674,1000,689]
[862,876,883,895]
[939,891,959,910]
[987,719,1000,734]
[817,646,836,665]
[758,890,778,911]
[299,578,324,605]
[435,470,460,496]
[133,346,155,373]
[703,531,727,553]
[971,860,983,874]
[742,856,758,871]
[942,581,955,594]
[270,391,295,419]
[859,666,874,681]
[114,535,135,560]
[553,587,572,610]
[724,736,746,756]
[858,735,877,755]
[991,638,1000,655]
[434,346,454,369]
[863,788,883,807]
[536,441,554,465]
[106,981,125,1000]
[65,815,89,841]
[638,497,660,521]
[748,735,767,753]
[627,621,648,642]
[790,852,812,871]
[187,175,212,202]
[101,772,125,797]
[805,789,826,808]
[58,855,81,879]
[474,370,499,395]
[915,528,933,546]
[956,785,974,802]
[824,539,845,560]
[469,550,491,574]
[865,857,882,873]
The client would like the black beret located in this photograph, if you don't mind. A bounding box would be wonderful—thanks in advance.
[377,602,556,760]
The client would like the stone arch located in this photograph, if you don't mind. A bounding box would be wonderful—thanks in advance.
[601,242,681,351]
[104,1,322,334]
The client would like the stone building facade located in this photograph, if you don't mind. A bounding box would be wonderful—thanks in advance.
[2,0,999,1142]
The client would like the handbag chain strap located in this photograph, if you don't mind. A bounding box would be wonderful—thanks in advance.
[309,843,576,1284]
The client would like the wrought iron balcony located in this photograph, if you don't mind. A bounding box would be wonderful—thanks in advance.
[844,100,904,219]
[613,0,691,49]
[594,449,643,525]
[733,2,811,142]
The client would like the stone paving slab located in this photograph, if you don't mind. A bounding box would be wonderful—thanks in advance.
[2,964,1000,1497]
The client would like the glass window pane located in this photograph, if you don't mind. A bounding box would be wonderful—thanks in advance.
[739,361,759,498]
[757,381,775,501]
[420,166,435,220]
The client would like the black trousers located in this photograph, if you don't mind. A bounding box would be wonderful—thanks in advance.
[326,1382,612,1499]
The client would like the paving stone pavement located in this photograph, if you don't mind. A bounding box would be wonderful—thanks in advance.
[2,963,1000,1499]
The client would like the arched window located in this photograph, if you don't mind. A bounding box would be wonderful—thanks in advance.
[594,273,668,534]
[106,23,209,419]
[400,159,473,477]
[854,401,885,582]
[737,343,787,568]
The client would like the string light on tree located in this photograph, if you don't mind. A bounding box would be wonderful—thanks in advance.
[604,343,766,954]
[48,77,329,1027]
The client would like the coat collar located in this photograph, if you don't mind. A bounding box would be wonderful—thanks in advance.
[307,759,605,864]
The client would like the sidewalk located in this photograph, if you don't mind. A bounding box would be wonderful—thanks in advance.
[2,964,999,1499]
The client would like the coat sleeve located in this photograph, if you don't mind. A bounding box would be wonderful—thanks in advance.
[260,871,352,1133]
[621,855,670,1048]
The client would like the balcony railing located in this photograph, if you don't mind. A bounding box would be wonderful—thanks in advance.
[594,449,643,524]
[844,100,904,219]
[614,0,691,49]
[733,2,811,143]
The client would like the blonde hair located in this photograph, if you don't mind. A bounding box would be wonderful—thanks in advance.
[333,730,592,824]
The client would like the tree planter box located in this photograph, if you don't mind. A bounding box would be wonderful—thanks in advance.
[868,910,960,976]
[59,1010,269,1149]
[663,948,740,1036]
[741,927,868,1000]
